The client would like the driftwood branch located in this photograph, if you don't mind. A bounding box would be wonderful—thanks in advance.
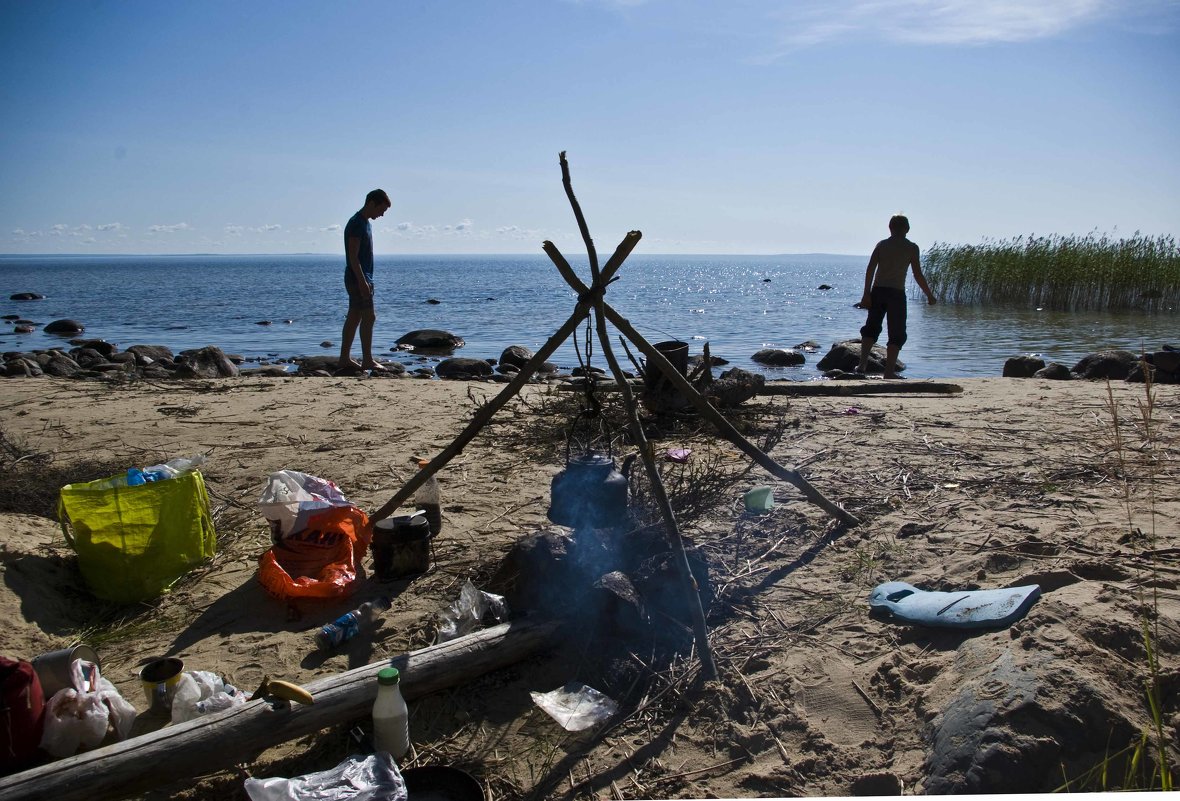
[0,619,559,801]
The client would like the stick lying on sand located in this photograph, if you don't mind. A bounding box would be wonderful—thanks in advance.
[758,381,964,396]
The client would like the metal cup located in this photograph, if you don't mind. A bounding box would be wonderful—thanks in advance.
[31,644,101,699]
[138,657,185,713]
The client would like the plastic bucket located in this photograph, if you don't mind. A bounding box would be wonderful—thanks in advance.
[31,644,101,698]
[744,486,775,514]
[373,514,433,580]
[139,657,185,713]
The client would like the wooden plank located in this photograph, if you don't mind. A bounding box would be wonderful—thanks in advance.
[0,618,560,801]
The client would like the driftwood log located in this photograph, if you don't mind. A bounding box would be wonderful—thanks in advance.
[758,380,964,396]
[0,619,559,801]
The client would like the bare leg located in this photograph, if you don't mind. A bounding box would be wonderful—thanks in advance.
[858,339,873,373]
[338,309,364,370]
[358,311,384,370]
[884,344,901,379]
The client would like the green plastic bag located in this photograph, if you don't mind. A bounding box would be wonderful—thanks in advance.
[58,470,217,604]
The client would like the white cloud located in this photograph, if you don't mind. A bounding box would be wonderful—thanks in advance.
[257,224,282,232]
[148,222,191,233]
[96,223,123,232]
[322,224,341,232]
[768,0,1166,49]
[51,224,68,235]
[225,225,244,235]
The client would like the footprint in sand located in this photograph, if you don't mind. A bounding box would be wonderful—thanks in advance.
[796,655,879,746]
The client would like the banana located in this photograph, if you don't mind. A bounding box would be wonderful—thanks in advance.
[263,678,315,706]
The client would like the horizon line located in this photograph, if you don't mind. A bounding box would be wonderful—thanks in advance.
[0,251,870,259]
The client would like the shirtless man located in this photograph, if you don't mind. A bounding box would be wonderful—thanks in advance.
[338,189,392,373]
[856,214,936,378]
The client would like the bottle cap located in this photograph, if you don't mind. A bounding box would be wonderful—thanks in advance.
[377,667,401,686]
[417,458,429,469]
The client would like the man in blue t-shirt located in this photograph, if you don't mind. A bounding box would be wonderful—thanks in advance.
[338,188,392,373]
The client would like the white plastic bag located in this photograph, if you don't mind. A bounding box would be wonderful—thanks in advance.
[435,580,509,643]
[40,659,137,758]
[258,470,354,540]
[171,670,246,724]
[244,752,407,801]
[530,682,619,732]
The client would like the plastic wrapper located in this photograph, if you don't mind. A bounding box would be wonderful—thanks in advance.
[40,658,137,758]
[171,670,247,724]
[258,470,355,540]
[435,580,509,643]
[530,682,619,732]
[244,752,406,801]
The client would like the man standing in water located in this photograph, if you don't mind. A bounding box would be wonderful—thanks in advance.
[856,214,936,378]
[338,188,392,374]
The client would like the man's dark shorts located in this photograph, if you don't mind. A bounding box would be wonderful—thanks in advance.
[345,276,375,314]
[859,286,907,349]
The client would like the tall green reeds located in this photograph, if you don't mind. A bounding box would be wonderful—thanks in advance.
[922,231,1180,311]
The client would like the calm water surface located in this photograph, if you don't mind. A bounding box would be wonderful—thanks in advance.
[0,254,1174,380]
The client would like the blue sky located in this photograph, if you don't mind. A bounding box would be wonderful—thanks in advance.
[1,0,1177,255]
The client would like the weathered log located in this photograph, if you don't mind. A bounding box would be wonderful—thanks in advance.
[758,381,964,396]
[0,619,560,801]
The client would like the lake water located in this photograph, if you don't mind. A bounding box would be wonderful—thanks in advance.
[0,254,1174,380]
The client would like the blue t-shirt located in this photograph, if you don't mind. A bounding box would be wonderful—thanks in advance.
[344,210,374,283]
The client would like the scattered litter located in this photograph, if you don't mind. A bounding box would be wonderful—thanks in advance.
[530,682,618,731]
[171,670,247,724]
[744,485,774,514]
[435,580,509,643]
[843,407,861,415]
[665,448,692,463]
[244,752,406,801]
[40,658,136,758]
[258,469,355,540]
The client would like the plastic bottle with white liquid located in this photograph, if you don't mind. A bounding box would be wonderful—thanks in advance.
[372,667,410,760]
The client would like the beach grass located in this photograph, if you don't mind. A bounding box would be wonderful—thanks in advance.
[921,231,1180,311]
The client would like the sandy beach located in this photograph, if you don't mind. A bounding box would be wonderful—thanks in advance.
[1,373,1177,798]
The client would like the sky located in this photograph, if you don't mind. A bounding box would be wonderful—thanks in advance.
[1,0,1178,256]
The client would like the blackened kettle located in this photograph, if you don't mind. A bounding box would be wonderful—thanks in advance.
[547,450,631,529]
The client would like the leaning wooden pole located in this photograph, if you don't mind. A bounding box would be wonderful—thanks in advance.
[0,619,560,801]
[555,152,718,680]
[547,250,860,527]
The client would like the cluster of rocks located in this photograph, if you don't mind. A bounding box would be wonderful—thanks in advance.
[1003,347,1178,383]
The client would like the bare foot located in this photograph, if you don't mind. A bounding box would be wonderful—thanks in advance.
[363,361,392,373]
[338,357,363,371]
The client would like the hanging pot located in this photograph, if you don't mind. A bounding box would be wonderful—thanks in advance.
[547,450,631,529]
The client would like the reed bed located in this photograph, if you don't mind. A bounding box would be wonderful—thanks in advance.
[922,231,1180,311]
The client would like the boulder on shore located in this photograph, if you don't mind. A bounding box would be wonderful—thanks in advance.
[174,346,240,379]
[1071,350,1138,380]
[817,339,904,375]
[396,329,465,352]
[1003,355,1045,378]
[436,357,493,379]
[752,348,805,367]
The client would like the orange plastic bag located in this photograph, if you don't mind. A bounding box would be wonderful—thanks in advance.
[257,505,371,600]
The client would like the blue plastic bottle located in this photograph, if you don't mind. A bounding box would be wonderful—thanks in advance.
[126,468,147,486]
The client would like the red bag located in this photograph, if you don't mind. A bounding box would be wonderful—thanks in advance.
[257,505,371,600]
[1,656,45,774]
